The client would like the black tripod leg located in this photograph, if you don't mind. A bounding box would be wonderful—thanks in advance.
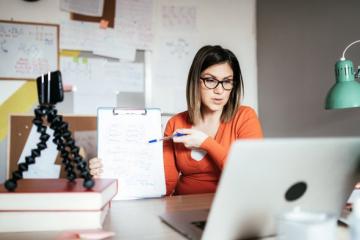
[48,111,77,181]
[4,106,51,191]
[47,109,94,189]
[4,105,95,191]
[70,143,95,189]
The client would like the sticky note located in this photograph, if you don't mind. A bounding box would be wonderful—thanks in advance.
[73,57,79,63]
[99,19,109,29]
[60,50,81,57]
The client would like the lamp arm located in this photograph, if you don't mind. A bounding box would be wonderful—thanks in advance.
[341,40,360,60]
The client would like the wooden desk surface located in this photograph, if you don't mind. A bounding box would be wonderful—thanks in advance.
[0,193,350,240]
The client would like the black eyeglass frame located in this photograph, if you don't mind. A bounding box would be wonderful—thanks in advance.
[200,77,234,91]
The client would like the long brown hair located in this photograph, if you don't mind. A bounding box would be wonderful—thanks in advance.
[186,45,244,124]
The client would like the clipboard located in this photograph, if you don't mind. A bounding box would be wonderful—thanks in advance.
[97,108,166,200]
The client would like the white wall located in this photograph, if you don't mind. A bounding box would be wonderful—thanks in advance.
[0,0,258,183]
[151,0,258,113]
[0,0,258,113]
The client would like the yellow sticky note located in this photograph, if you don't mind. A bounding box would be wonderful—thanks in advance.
[60,50,81,57]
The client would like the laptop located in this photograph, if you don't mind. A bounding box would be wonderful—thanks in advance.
[160,138,360,240]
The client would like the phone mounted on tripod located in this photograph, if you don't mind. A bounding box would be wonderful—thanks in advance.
[4,71,94,191]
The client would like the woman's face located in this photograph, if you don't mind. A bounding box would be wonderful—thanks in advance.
[199,62,234,113]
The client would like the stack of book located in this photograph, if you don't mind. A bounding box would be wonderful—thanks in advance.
[0,178,117,232]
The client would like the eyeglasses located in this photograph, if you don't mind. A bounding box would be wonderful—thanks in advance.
[200,77,234,90]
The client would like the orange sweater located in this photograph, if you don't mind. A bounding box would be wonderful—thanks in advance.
[163,106,263,195]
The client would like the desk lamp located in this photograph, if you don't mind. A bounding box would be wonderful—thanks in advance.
[4,71,95,191]
[325,40,360,109]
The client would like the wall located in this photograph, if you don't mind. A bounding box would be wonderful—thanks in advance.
[0,0,257,183]
[0,0,258,113]
[257,0,360,137]
[151,0,258,113]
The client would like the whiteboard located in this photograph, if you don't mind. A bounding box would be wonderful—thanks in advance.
[0,20,59,80]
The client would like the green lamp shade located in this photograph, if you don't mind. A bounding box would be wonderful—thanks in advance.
[325,59,360,109]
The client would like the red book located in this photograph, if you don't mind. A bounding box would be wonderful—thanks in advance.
[0,178,117,211]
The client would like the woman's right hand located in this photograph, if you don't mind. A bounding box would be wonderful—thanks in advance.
[89,157,103,178]
[173,128,208,149]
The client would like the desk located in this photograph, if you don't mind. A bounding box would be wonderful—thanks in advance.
[0,193,350,239]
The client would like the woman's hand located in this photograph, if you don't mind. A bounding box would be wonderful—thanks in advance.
[172,128,208,149]
[89,157,103,178]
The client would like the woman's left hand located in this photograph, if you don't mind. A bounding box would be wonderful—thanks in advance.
[172,128,208,149]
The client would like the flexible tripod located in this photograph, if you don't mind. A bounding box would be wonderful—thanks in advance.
[5,105,95,191]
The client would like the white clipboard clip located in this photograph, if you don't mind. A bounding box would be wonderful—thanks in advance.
[112,108,147,115]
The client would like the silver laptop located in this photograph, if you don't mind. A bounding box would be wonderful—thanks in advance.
[160,138,360,240]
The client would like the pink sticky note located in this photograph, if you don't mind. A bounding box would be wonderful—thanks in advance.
[63,84,73,92]
[57,230,115,240]
[99,20,109,29]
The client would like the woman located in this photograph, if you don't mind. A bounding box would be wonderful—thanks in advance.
[89,45,263,195]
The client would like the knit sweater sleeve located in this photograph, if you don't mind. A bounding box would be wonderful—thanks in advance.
[200,107,263,170]
[163,118,180,196]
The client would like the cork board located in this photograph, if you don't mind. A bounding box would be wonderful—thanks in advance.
[7,115,96,178]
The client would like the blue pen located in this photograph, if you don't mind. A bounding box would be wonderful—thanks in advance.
[148,132,186,143]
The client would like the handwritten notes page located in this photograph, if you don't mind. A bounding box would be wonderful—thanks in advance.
[115,0,154,50]
[60,56,144,114]
[161,5,197,32]
[97,108,165,200]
